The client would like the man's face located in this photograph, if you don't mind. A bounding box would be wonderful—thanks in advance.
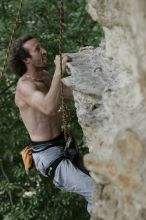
[23,38,48,69]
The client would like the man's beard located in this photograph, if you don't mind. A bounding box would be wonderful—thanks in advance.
[35,65,48,71]
[34,59,48,71]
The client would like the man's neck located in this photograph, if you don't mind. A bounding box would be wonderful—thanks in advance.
[25,69,43,80]
[26,66,44,77]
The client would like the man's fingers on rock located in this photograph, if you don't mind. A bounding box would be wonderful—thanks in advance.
[67,56,72,62]
[63,55,72,62]
[54,55,59,62]
[54,54,72,65]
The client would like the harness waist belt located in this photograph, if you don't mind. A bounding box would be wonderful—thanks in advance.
[31,133,66,153]
[31,139,66,153]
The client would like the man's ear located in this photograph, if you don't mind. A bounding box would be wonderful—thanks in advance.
[23,57,31,64]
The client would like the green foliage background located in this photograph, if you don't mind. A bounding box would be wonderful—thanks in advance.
[0,0,103,219]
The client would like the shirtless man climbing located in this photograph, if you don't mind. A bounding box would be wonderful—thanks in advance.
[10,34,93,214]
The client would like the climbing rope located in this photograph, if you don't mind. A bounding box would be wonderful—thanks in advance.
[0,0,24,79]
[59,0,71,141]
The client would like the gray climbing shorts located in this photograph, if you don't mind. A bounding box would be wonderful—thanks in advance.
[31,135,93,215]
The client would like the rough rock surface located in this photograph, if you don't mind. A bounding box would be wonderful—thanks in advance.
[63,1,146,220]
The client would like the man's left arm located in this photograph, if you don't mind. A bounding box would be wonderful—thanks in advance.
[46,73,74,100]
[45,67,74,100]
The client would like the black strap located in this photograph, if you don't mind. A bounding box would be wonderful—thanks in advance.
[45,157,64,179]
[45,155,90,179]
[74,156,90,177]
[71,153,90,176]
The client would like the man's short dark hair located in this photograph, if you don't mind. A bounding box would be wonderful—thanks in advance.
[9,34,35,77]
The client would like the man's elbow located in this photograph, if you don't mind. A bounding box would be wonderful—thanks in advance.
[42,105,57,116]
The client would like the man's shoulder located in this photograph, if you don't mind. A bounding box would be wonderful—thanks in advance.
[16,76,35,94]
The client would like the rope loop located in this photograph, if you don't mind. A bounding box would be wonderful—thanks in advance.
[0,0,24,79]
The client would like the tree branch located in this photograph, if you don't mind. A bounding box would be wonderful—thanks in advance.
[0,81,16,96]
[0,159,14,206]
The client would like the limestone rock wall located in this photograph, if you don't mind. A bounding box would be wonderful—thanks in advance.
[63,1,146,219]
